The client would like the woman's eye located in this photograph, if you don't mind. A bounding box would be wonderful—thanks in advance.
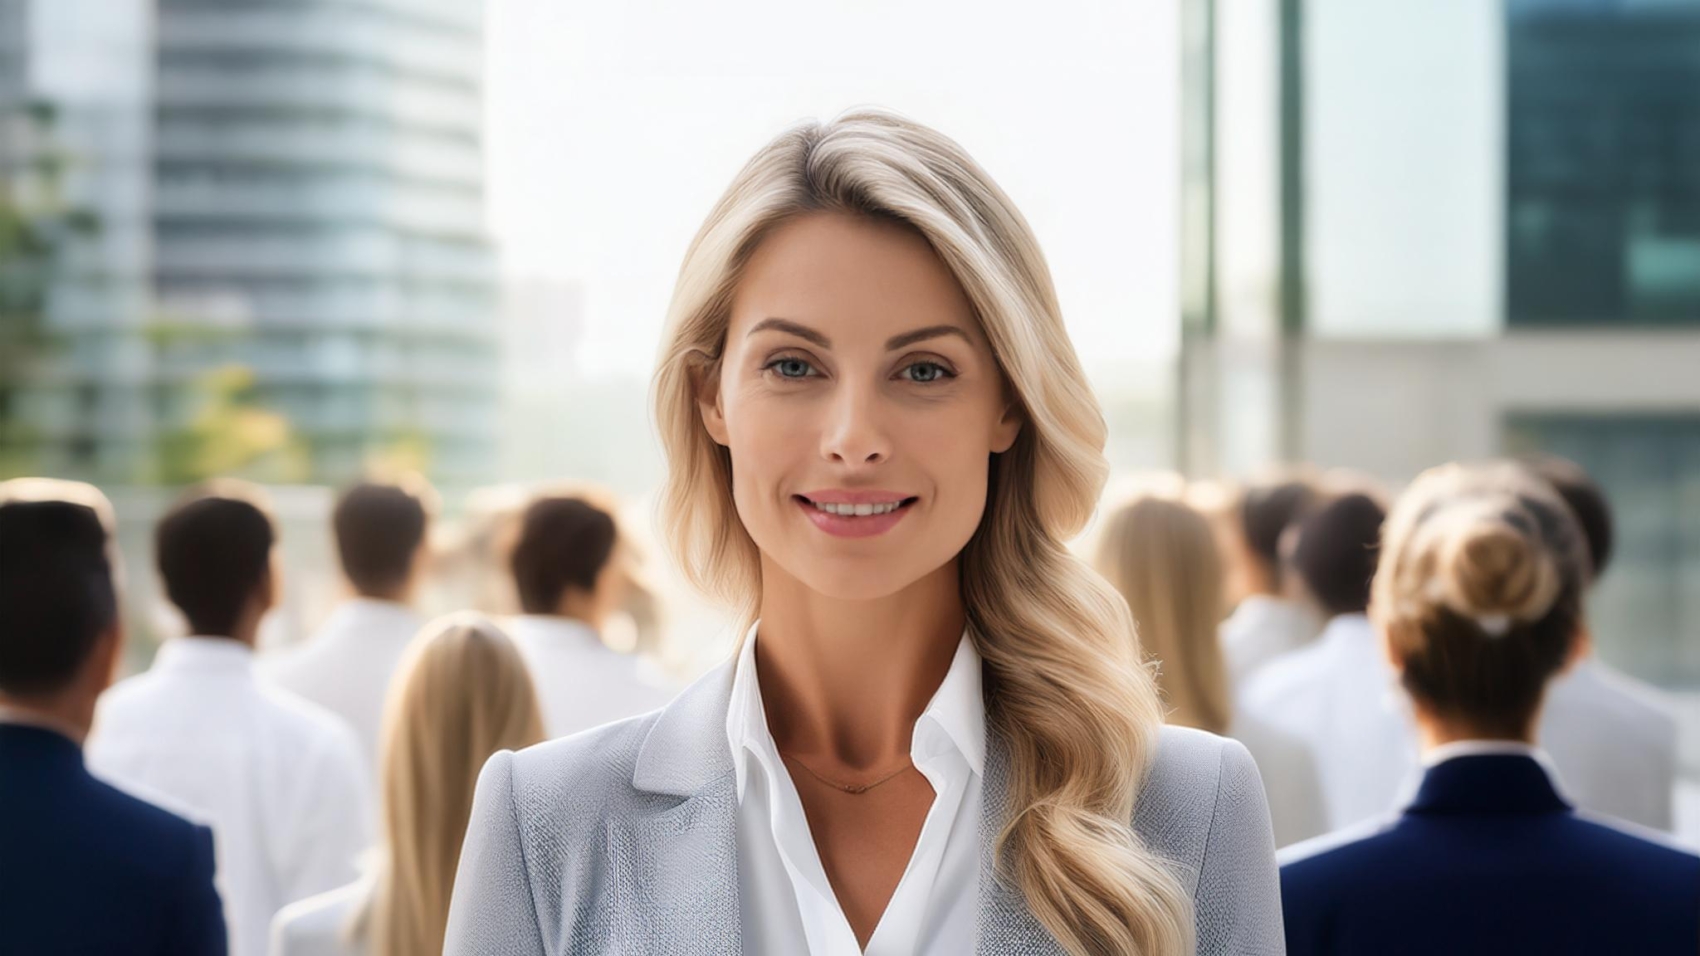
[901,361,953,383]
[765,357,816,379]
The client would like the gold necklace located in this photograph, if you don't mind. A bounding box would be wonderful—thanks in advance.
[779,752,913,795]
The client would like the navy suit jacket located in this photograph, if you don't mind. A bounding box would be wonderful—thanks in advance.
[0,723,228,956]
[1281,753,1700,956]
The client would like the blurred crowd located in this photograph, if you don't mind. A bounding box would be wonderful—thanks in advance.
[0,451,1687,956]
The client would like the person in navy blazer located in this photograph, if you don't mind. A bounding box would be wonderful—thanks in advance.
[1279,462,1700,956]
[0,479,228,956]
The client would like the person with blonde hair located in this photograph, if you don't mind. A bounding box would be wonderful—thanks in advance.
[1095,488,1327,848]
[268,613,545,956]
[445,110,1280,955]
[1279,462,1700,955]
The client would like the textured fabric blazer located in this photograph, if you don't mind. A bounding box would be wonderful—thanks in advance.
[443,659,1283,954]
[0,723,228,956]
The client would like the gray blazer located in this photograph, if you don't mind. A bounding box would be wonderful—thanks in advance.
[444,660,1284,955]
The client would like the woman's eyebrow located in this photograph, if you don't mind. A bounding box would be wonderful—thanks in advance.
[747,317,830,348]
[885,325,970,351]
[745,317,971,352]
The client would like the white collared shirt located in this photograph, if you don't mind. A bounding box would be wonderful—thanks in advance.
[726,622,984,956]
[87,637,373,956]
[1220,594,1321,690]
[1539,657,1677,831]
[504,615,678,739]
[261,598,424,782]
[1238,613,1419,831]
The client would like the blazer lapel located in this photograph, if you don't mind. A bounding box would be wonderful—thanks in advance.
[616,660,742,953]
[976,731,1066,955]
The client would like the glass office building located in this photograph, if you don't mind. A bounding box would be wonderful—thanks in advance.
[3,0,499,486]
[1507,0,1700,327]
[1185,0,1700,686]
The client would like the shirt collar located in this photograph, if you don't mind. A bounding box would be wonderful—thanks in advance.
[338,597,419,624]
[1408,742,1571,816]
[508,614,601,646]
[1422,739,1548,768]
[153,635,256,676]
[1319,612,1372,642]
[1230,594,1285,621]
[724,620,986,801]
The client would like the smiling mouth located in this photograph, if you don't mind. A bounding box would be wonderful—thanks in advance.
[795,495,919,517]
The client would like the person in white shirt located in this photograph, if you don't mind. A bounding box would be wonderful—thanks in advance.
[1216,478,1324,689]
[1096,488,1329,848]
[263,479,433,780]
[269,613,545,956]
[503,493,676,738]
[87,483,373,956]
[1524,454,1678,831]
[1239,492,1414,832]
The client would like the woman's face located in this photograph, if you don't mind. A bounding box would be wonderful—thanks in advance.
[698,211,1022,602]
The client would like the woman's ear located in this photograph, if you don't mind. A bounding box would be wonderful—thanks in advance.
[991,398,1024,454]
[692,355,730,447]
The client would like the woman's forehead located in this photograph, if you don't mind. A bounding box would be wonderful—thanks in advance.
[729,211,985,347]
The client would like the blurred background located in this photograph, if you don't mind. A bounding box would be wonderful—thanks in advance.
[1,0,1695,830]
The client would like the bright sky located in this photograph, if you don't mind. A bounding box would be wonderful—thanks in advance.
[483,0,1180,381]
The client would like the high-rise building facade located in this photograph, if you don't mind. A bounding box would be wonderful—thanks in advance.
[2,0,499,486]
[1183,0,1700,685]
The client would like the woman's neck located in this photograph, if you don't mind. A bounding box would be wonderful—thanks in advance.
[1413,708,1537,753]
[753,556,966,770]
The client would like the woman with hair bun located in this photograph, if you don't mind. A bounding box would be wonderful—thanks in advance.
[1279,462,1700,956]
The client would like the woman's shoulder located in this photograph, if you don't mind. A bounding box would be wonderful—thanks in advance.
[497,709,664,817]
[1134,725,1271,895]
[269,879,370,956]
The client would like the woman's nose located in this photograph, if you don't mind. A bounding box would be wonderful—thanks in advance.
[819,383,891,466]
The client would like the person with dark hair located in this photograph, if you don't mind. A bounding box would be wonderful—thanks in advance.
[1523,454,1677,831]
[1279,462,1700,956]
[87,481,371,956]
[504,492,674,738]
[0,479,229,956]
[1239,491,1417,830]
[264,478,434,779]
[1218,477,1323,687]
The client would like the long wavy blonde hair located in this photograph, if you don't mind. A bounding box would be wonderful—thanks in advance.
[354,613,545,956]
[1095,487,1233,735]
[652,109,1192,955]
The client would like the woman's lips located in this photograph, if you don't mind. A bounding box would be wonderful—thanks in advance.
[795,495,918,539]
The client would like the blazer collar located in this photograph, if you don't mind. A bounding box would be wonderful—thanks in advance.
[1407,752,1572,817]
[632,657,738,797]
[625,652,1063,953]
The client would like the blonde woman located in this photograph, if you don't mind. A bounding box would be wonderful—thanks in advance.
[1279,462,1700,955]
[1095,489,1327,848]
[445,110,1280,955]
[269,614,544,956]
